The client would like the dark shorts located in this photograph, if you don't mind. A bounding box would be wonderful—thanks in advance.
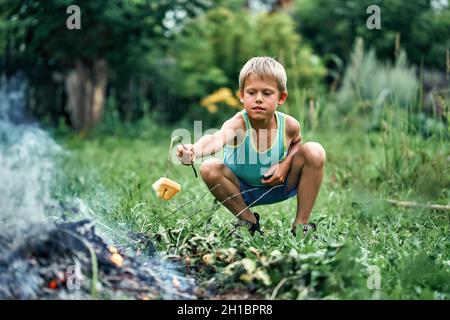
[237,176,297,207]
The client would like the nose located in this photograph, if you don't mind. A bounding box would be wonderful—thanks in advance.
[255,92,263,103]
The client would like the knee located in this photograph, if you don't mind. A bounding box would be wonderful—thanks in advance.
[200,159,224,182]
[302,142,326,169]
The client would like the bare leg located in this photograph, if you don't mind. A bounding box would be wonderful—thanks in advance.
[200,158,256,223]
[284,142,326,226]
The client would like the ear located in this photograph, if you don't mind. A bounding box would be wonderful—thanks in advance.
[277,91,288,105]
[239,90,244,103]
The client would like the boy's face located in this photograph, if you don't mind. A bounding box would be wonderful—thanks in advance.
[240,73,287,121]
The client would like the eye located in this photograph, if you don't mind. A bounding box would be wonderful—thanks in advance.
[264,91,273,96]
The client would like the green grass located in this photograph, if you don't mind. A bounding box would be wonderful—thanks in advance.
[52,117,450,300]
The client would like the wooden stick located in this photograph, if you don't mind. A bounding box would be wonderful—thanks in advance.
[177,138,198,178]
[386,199,450,212]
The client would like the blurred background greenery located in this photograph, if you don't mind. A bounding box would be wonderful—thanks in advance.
[0,0,448,136]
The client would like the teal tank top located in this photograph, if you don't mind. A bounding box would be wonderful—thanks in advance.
[223,110,287,187]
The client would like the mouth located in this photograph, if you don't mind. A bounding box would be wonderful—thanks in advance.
[252,106,265,112]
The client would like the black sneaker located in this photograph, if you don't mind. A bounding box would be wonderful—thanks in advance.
[291,223,316,237]
[233,212,263,236]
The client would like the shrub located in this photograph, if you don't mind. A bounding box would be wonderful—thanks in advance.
[338,38,419,119]
[154,7,326,125]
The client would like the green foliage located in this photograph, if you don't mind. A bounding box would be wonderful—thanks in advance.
[337,38,419,118]
[294,0,450,69]
[0,0,210,69]
[56,118,450,299]
[331,38,448,194]
[0,0,211,124]
[151,7,325,124]
[1,0,448,131]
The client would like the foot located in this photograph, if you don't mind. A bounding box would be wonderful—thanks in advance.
[291,223,316,237]
[233,212,263,236]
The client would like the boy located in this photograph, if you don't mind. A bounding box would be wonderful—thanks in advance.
[176,57,326,236]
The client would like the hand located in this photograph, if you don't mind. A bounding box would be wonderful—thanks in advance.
[260,161,290,186]
[176,144,196,165]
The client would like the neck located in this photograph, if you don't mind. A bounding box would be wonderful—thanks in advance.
[248,113,276,131]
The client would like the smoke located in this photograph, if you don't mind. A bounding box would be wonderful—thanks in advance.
[0,74,197,299]
[0,75,125,241]
[0,74,61,230]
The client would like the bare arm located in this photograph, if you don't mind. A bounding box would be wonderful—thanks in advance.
[192,128,227,158]
[176,115,244,164]
[261,116,302,185]
[279,118,302,168]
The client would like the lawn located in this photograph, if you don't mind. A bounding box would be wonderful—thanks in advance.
[53,117,450,300]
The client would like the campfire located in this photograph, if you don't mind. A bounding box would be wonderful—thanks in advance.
[0,219,197,299]
[0,77,198,300]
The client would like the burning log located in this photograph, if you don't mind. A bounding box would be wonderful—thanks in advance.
[0,219,197,300]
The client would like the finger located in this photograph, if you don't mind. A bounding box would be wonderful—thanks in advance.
[263,169,275,178]
[269,178,284,187]
[263,168,277,180]
[176,146,184,157]
[261,176,276,185]
[182,156,192,165]
[185,150,193,159]
[181,150,191,160]
[183,152,194,164]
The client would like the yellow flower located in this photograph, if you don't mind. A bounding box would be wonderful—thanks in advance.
[225,96,240,108]
[206,104,218,113]
[200,96,213,107]
[201,88,242,111]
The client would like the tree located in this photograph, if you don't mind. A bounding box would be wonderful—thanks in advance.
[162,7,326,101]
[0,0,209,132]
[293,0,450,70]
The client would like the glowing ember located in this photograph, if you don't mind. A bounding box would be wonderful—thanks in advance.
[48,280,58,289]
[111,253,124,267]
[108,246,119,254]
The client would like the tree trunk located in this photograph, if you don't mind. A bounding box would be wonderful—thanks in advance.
[65,59,108,133]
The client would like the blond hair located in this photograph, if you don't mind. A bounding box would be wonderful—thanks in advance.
[239,57,287,93]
